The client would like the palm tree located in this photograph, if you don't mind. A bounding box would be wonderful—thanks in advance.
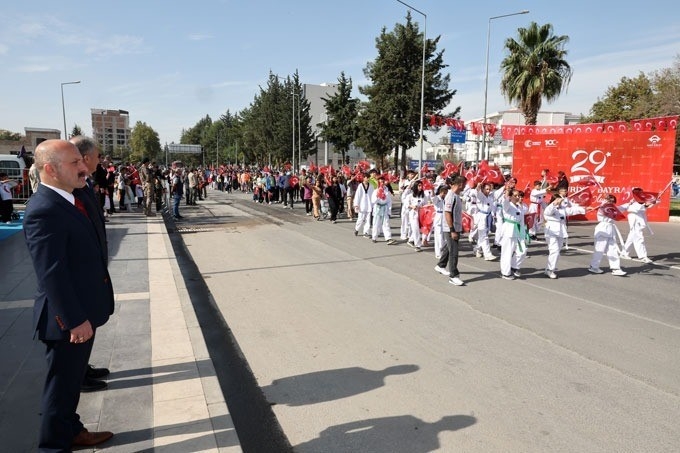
[500,21,572,125]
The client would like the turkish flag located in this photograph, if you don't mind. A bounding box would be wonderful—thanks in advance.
[464,169,477,188]
[290,176,299,186]
[419,205,435,235]
[342,165,352,177]
[308,162,317,173]
[569,185,595,207]
[421,178,433,191]
[632,188,659,204]
[487,165,505,185]
[357,160,370,172]
[618,186,634,204]
[524,213,536,231]
[462,212,473,233]
[600,203,626,220]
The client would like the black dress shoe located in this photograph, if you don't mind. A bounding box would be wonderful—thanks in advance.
[81,377,108,393]
[86,364,110,379]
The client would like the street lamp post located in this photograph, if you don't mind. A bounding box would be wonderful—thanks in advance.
[481,10,529,162]
[396,0,426,173]
[61,80,81,139]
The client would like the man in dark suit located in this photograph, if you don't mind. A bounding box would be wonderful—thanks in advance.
[24,139,115,450]
[70,135,112,392]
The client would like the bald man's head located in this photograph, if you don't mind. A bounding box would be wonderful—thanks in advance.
[34,139,89,192]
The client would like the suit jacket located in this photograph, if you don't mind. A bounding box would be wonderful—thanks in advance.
[24,185,114,340]
[74,179,108,261]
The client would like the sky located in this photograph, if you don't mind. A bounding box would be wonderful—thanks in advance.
[1,0,678,146]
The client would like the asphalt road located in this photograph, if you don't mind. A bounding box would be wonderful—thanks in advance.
[173,190,680,453]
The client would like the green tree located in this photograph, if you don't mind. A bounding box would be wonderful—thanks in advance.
[130,121,161,163]
[71,125,83,138]
[581,73,654,123]
[355,101,393,170]
[0,130,22,141]
[319,72,359,165]
[500,21,572,125]
[361,12,455,170]
[582,56,680,164]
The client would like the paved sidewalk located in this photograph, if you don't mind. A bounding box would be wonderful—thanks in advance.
[0,208,242,452]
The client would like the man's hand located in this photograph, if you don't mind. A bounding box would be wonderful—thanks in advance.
[70,320,93,344]
[450,231,459,240]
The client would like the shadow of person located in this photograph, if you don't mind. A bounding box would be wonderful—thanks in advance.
[263,364,419,406]
[294,414,476,453]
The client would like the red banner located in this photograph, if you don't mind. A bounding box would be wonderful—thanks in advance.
[511,131,676,222]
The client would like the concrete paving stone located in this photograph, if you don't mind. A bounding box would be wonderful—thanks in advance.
[151,332,194,361]
[206,403,242,452]
[199,372,227,407]
[115,292,150,301]
[153,395,211,427]
[153,419,220,451]
[187,325,210,359]
[98,386,153,434]
[155,376,205,403]
[150,307,188,330]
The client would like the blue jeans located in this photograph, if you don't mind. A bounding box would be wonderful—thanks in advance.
[173,195,181,217]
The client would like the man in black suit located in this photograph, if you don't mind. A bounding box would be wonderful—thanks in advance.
[70,135,112,392]
[24,139,115,450]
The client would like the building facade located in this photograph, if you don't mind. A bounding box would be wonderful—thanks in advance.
[91,108,131,157]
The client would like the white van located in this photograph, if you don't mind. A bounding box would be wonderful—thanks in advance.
[0,153,30,201]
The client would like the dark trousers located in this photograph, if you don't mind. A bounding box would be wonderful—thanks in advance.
[0,199,13,222]
[304,199,312,214]
[437,232,461,278]
[284,187,294,207]
[39,338,94,452]
[328,199,340,221]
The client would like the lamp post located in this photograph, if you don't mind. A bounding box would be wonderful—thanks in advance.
[61,80,81,139]
[481,9,529,162]
[396,0,426,173]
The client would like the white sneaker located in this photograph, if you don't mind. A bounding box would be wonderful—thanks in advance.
[545,270,558,279]
[588,267,604,274]
[640,257,654,264]
[620,252,631,259]
[475,250,482,258]
[611,269,627,276]
[434,266,450,276]
[501,273,516,280]
[512,268,521,278]
[448,276,465,286]
[484,255,497,261]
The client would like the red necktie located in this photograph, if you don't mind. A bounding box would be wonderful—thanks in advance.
[74,197,90,219]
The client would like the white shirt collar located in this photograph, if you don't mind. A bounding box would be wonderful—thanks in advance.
[40,182,75,205]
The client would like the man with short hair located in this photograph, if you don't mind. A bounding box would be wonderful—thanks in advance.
[69,135,113,392]
[172,168,184,220]
[435,176,466,286]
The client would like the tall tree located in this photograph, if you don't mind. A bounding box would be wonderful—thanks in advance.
[500,21,572,125]
[361,12,455,171]
[130,121,161,162]
[582,56,680,164]
[319,72,359,164]
[581,73,655,123]
[71,125,83,138]
[0,130,22,141]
